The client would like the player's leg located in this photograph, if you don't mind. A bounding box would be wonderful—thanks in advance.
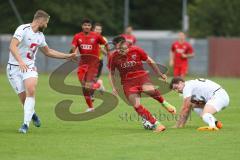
[77,65,94,111]
[199,89,229,130]
[142,82,176,114]
[18,91,26,105]
[173,66,180,77]
[96,59,103,78]
[7,64,40,132]
[180,65,188,78]
[124,83,165,132]
[128,93,165,132]
[22,77,38,126]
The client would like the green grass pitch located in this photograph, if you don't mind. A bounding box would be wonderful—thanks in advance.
[0,73,240,160]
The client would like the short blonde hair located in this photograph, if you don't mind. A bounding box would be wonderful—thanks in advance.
[34,10,50,20]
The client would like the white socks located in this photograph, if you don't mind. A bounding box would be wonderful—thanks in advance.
[24,97,35,127]
[202,113,216,128]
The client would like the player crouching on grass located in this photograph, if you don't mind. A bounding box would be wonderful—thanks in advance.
[108,36,176,132]
[7,10,77,134]
[170,77,230,131]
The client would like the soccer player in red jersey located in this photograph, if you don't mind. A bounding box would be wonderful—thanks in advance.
[108,36,176,132]
[70,19,108,112]
[120,25,137,46]
[169,32,195,77]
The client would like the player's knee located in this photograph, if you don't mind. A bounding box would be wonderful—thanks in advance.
[142,85,154,92]
[26,87,36,96]
[85,82,92,89]
[133,103,141,109]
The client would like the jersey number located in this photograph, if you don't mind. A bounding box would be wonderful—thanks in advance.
[27,43,38,60]
[197,78,206,82]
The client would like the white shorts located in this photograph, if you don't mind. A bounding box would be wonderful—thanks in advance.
[6,63,38,94]
[193,88,229,115]
[206,88,229,112]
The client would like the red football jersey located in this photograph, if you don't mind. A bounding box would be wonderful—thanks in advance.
[171,41,193,67]
[108,46,148,83]
[120,34,137,45]
[72,31,107,58]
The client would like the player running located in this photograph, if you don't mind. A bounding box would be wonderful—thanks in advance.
[170,77,230,131]
[7,10,76,134]
[120,25,137,46]
[93,23,108,92]
[108,36,176,133]
[169,32,195,77]
[70,19,108,112]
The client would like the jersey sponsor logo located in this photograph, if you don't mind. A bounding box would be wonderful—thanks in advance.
[80,44,93,50]
[176,48,185,54]
[120,61,136,69]
[131,54,137,60]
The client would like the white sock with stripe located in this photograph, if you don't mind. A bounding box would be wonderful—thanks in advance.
[23,97,35,127]
[202,113,216,128]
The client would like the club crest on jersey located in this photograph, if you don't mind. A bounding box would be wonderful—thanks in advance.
[131,54,137,60]
[78,39,82,43]
[90,38,95,43]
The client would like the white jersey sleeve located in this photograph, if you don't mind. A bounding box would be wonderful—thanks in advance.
[39,35,47,47]
[182,81,193,98]
[13,25,26,42]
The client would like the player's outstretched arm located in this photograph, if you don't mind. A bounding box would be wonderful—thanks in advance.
[9,38,29,72]
[176,97,192,128]
[146,56,167,81]
[40,46,76,60]
[181,52,195,59]
[108,71,117,95]
[169,51,174,67]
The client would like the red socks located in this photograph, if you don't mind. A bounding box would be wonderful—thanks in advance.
[83,88,93,108]
[84,95,93,108]
[147,89,164,103]
[134,105,156,124]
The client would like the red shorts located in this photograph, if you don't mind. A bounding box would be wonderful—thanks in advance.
[122,74,151,98]
[174,65,188,77]
[77,64,99,83]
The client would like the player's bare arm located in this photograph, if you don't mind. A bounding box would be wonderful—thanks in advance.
[176,97,192,128]
[69,45,78,53]
[169,51,174,67]
[146,56,167,81]
[40,46,76,60]
[108,70,117,95]
[181,52,195,59]
[9,38,29,72]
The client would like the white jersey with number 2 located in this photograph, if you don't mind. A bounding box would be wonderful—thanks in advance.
[8,23,47,65]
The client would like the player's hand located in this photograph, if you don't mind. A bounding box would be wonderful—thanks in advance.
[66,52,77,61]
[19,60,29,72]
[160,74,167,81]
[181,53,188,58]
[112,88,118,96]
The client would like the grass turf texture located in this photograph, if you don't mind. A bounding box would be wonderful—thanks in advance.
[0,74,240,160]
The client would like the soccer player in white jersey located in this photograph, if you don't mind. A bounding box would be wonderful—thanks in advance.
[170,77,230,131]
[7,10,76,134]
